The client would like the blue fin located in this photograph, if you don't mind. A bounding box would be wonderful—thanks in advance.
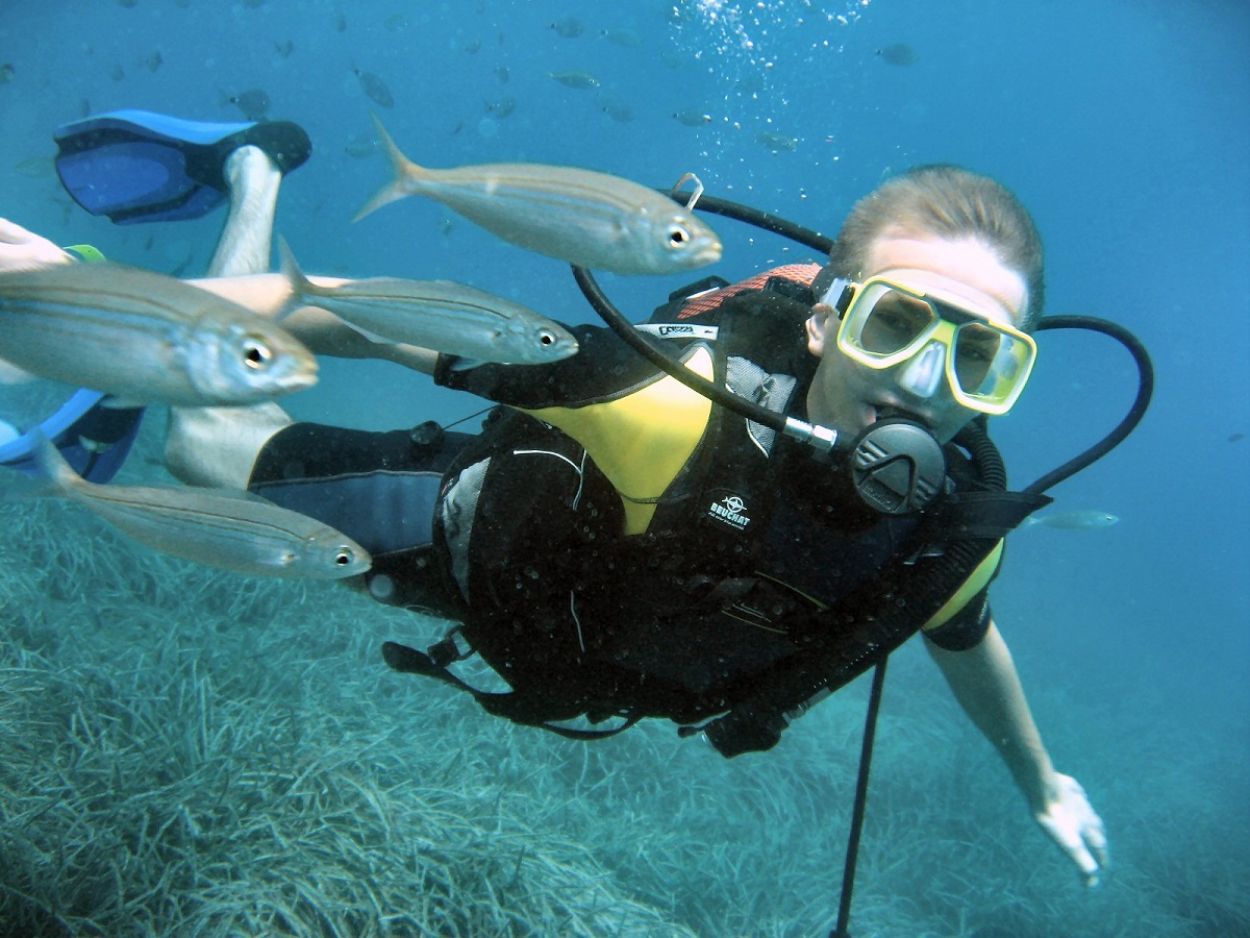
[54,109,311,224]
[0,389,144,484]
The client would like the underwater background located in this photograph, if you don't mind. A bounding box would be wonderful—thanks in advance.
[1,1,1247,935]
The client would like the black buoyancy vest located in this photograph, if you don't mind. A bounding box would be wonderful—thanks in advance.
[382,273,1049,756]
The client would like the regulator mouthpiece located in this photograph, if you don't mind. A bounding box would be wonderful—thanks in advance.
[849,418,947,514]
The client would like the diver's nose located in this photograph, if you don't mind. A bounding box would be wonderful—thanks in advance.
[896,341,945,399]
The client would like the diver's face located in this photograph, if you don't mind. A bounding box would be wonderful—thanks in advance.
[805,231,1029,443]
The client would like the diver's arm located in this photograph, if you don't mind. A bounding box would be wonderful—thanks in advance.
[926,619,1053,800]
[926,619,1108,884]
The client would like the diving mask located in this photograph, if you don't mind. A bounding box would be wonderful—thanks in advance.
[823,276,1037,415]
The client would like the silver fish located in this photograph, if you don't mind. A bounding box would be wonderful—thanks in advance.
[355,117,723,276]
[0,262,317,405]
[344,133,379,158]
[549,17,584,38]
[13,157,53,179]
[757,131,799,153]
[598,97,634,123]
[672,108,713,127]
[484,95,516,118]
[599,28,641,47]
[548,70,599,89]
[34,437,370,580]
[226,87,270,121]
[876,43,917,67]
[354,67,394,108]
[1022,510,1120,531]
[278,240,578,364]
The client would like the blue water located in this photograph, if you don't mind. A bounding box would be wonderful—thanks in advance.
[2,1,1247,935]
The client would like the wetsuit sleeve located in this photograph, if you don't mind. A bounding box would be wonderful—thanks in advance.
[246,422,476,616]
[922,591,993,650]
[919,539,1002,651]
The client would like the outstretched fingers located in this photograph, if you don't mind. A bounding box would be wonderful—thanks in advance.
[1035,772,1109,887]
[0,218,73,271]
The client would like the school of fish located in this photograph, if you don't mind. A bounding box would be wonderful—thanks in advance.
[1,109,730,578]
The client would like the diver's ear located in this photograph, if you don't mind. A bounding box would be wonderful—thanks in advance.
[806,303,835,356]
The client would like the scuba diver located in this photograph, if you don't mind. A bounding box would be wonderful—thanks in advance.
[1,111,1120,897]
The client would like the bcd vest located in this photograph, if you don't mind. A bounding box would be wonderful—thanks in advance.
[383,271,1049,756]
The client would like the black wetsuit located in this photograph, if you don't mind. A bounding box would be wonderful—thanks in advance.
[248,267,997,730]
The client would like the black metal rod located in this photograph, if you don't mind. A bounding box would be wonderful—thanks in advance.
[831,659,889,938]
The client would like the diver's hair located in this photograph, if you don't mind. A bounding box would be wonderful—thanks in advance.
[815,165,1045,329]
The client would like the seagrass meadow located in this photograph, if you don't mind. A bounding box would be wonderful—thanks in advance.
[1,425,1245,937]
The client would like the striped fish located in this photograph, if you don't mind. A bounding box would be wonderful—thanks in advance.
[35,436,370,580]
[278,240,578,363]
[355,116,722,275]
[0,262,316,405]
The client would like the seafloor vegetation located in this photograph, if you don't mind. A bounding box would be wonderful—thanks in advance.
[1,427,1246,937]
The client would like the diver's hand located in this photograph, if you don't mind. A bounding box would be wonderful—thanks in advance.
[1035,772,1108,886]
[0,218,73,272]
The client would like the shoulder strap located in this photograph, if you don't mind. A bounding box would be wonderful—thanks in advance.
[674,262,822,320]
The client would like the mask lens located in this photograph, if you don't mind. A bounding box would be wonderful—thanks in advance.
[857,287,934,356]
[953,323,1031,405]
[952,322,1001,393]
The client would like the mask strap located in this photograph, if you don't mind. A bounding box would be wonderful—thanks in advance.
[819,277,853,314]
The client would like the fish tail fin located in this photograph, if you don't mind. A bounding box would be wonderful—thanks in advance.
[31,432,84,494]
[352,114,427,223]
[275,236,313,318]
[0,357,37,385]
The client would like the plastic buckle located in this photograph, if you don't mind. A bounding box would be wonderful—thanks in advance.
[428,625,473,667]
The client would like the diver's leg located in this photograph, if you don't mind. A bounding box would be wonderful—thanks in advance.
[206,145,281,277]
[165,145,293,488]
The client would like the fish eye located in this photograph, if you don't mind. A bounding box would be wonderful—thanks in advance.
[242,336,275,370]
[668,224,691,249]
[334,548,355,566]
[538,329,556,346]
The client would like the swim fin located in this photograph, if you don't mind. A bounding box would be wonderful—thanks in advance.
[54,109,311,224]
[0,389,143,484]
